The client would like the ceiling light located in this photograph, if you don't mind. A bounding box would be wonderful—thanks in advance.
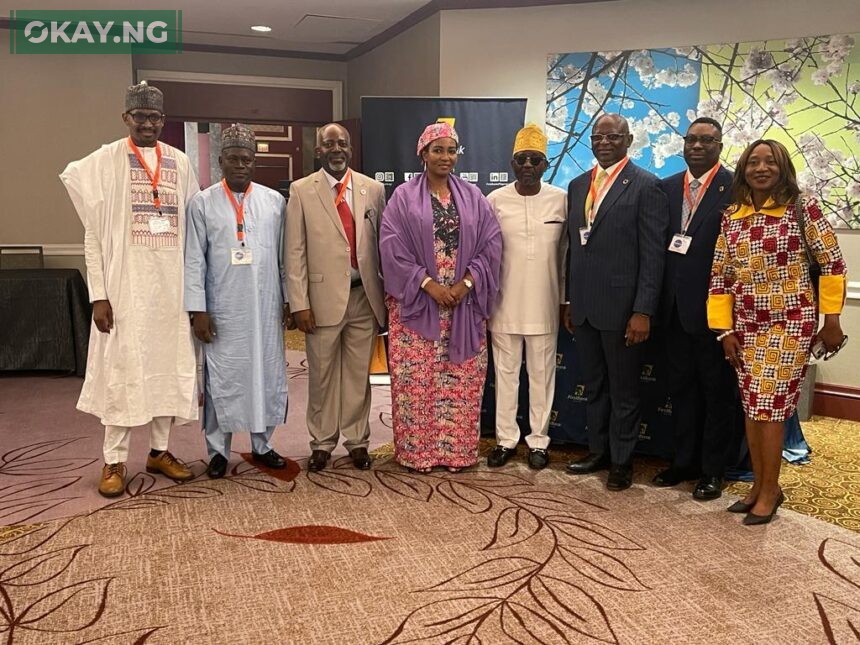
[250,25,272,33]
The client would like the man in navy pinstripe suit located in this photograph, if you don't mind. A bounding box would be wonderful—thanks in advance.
[562,113,669,491]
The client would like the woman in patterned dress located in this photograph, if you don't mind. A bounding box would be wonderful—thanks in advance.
[708,139,847,525]
[379,123,502,473]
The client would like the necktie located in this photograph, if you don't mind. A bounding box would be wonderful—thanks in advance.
[682,178,701,229]
[584,167,608,223]
[335,182,358,269]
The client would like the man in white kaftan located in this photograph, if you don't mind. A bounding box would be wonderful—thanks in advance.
[487,124,567,470]
[59,82,199,497]
[184,124,290,479]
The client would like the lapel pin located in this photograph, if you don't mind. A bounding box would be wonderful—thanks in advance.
[360,188,367,195]
[719,185,725,192]
[622,178,629,185]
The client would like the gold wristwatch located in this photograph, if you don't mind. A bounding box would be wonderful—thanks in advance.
[463,278,474,290]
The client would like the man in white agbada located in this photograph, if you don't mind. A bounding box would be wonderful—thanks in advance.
[184,124,291,479]
[60,82,199,497]
[487,124,567,470]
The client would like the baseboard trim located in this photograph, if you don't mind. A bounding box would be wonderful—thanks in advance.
[813,382,860,421]
[3,244,84,256]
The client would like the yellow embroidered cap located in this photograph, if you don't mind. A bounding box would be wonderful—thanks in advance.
[513,123,547,155]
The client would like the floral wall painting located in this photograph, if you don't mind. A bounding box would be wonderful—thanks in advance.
[546,34,860,228]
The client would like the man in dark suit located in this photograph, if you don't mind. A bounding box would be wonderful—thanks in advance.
[563,113,668,491]
[653,117,737,500]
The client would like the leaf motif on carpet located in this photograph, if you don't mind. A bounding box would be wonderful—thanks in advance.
[212,525,391,544]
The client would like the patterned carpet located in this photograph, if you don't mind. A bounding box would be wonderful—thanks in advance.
[1,451,858,644]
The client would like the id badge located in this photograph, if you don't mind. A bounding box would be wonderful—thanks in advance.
[231,247,253,265]
[148,217,170,234]
[579,226,591,246]
[668,234,692,255]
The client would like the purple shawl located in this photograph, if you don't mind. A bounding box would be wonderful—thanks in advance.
[380,173,502,364]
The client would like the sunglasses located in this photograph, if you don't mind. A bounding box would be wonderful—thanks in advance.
[811,334,848,360]
[513,154,547,166]
[127,111,164,125]
[683,135,721,145]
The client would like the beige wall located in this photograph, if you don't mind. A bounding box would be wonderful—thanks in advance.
[0,30,132,247]
[347,13,440,119]
[438,0,860,388]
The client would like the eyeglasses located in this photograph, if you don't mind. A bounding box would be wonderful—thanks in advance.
[683,135,721,145]
[589,133,627,144]
[127,111,164,125]
[811,334,848,361]
[513,154,547,166]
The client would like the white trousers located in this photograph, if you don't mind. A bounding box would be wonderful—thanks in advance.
[492,331,557,450]
[103,416,172,464]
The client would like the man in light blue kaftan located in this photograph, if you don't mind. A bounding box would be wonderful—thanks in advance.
[184,124,291,478]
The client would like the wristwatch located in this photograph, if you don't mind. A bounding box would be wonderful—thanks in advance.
[463,278,474,290]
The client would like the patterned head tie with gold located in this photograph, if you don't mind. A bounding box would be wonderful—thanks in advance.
[513,123,547,155]
[125,80,163,112]
[221,124,256,152]
[417,122,459,157]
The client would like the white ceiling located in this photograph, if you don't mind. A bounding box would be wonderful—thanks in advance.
[11,0,433,55]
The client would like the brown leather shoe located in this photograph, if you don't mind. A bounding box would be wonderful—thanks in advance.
[146,451,194,482]
[98,463,126,498]
[307,450,329,472]
[349,447,372,470]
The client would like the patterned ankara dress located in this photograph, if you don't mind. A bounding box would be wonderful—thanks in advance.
[387,194,488,470]
[708,196,846,422]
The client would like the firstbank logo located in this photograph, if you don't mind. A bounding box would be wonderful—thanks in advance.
[10,10,182,53]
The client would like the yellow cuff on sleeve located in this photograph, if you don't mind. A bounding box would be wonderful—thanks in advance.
[818,274,846,314]
[707,294,734,330]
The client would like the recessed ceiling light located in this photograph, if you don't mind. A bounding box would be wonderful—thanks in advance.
[250,25,272,33]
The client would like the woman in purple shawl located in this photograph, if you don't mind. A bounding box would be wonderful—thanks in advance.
[380,123,502,473]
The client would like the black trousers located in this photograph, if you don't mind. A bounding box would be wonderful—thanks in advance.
[663,306,738,477]
[574,319,644,465]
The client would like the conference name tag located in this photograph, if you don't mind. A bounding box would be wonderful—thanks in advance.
[579,227,591,246]
[148,217,171,234]
[231,248,253,265]
[669,234,692,255]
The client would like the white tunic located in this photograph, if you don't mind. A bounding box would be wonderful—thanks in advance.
[60,138,200,427]
[488,182,568,335]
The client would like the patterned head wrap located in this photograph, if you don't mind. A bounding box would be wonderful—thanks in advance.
[124,81,164,112]
[416,122,459,157]
[513,123,547,155]
[221,123,256,152]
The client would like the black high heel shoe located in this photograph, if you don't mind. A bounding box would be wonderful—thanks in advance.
[742,491,785,526]
[727,499,755,513]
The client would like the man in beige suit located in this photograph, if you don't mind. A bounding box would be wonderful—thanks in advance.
[286,123,386,472]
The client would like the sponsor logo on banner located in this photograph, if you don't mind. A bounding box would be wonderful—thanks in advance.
[569,384,587,402]
[385,172,394,182]
[9,10,182,53]
[549,409,560,427]
[640,363,656,383]
[459,172,479,183]
[554,352,566,371]
[375,172,385,182]
[657,397,673,416]
[487,171,510,187]
[638,422,651,440]
[375,171,397,184]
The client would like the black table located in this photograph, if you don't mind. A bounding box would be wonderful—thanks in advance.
[0,269,91,376]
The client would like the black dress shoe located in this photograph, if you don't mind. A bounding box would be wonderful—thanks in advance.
[349,447,372,470]
[606,464,633,491]
[652,467,698,487]
[528,449,549,470]
[727,499,755,513]
[693,476,723,500]
[487,446,516,468]
[207,454,228,479]
[566,453,610,474]
[308,450,329,472]
[743,490,785,525]
[252,449,286,469]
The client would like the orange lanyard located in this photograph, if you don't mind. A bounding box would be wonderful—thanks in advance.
[221,179,253,245]
[335,169,352,207]
[587,157,629,226]
[681,164,720,232]
[127,137,163,212]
